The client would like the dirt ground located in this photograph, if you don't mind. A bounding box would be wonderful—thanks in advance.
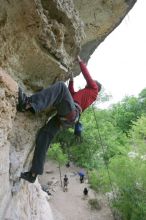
[39,160,114,220]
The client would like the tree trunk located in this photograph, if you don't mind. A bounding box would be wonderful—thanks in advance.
[58,163,62,187]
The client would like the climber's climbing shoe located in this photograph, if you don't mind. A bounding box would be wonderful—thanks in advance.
[17,87,28,112]
[20,171,37,183]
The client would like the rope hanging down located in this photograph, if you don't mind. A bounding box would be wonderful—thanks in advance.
[91,105,117,220]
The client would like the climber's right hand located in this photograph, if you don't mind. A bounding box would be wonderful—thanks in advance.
[70,72,74,80]
[77,55,82,62]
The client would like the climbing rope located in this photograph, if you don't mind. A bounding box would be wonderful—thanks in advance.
[91,105,117,220]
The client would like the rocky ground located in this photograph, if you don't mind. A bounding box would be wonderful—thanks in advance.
[39,160,114,220]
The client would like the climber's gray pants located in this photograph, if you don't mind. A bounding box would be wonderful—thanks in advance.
[29,81,76,116]
[29,81,77,174]
[31,115,60,174]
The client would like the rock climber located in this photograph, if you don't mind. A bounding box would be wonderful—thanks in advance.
[17,55,102,183]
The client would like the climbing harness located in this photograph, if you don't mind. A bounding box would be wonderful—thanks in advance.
[59,108,80,128]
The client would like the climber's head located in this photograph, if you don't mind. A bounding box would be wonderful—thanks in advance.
[85,80,102,92]
[94,80,102,92]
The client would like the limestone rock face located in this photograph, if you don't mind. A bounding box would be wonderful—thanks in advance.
[0,0,137,219]
[0,0,136,90]
[0,70,52,219]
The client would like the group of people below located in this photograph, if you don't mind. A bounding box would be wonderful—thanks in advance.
[63,171,88,196]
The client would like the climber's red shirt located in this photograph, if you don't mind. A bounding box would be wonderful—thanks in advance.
[68,61,99,112]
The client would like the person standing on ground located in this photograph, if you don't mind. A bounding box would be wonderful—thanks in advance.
[83,187,88,196]
[79,171,85,183]
[63,174,69,192]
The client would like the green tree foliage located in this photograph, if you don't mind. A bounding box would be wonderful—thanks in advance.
[111,96,142,133]
[89,107,129,163]
[48,143,68,187]
[48,143,68,165]
[54,112,101,169]
[138,88,146,100]
[138,88,146,114]
[96,115,146,220]
[129,115,146,155]
[109,156,146,220]
[88,169,110,192]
